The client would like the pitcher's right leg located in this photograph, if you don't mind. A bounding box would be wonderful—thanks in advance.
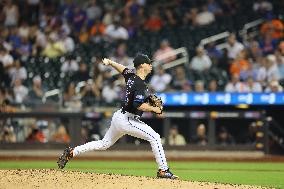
[73,124,123,156]
[57,125,123,169]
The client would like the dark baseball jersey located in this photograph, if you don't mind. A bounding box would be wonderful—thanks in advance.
[121,68,149,116]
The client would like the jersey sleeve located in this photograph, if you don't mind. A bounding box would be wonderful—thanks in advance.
[122,68,135,81]
[132,84,146,108]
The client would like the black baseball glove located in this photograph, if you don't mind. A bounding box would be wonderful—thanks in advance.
[147,94,163,114]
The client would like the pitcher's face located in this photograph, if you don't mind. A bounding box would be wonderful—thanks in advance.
[141,63,152,75]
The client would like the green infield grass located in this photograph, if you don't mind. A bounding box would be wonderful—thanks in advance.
[0,161,283,189]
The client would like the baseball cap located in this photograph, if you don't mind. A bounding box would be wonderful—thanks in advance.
[133,54,153,68]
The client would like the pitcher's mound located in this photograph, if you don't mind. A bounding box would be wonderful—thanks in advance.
[0,169,268,189]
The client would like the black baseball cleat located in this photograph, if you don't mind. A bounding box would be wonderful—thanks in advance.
[57,147,74,169]
[157,168,179,179]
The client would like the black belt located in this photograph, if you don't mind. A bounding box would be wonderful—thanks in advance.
[121,109,140,120]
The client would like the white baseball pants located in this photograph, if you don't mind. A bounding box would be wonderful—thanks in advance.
[73,109,168,170]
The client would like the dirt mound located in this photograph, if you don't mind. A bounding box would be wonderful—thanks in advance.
[0,169,270,189]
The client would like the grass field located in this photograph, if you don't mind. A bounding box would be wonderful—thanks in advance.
[0,160,283,189]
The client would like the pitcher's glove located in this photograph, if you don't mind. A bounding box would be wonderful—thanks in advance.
[148,94,163,114]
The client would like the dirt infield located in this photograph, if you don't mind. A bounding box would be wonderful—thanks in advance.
[0,169,271,189]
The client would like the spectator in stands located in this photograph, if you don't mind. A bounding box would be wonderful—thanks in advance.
[190,46,212,73]
[28,76,45,101]
[207,0,223,16]
[123,0,140,17]
[26,0,40,24]
[102,79,121,104]
[90,19,106,43]
[3,0,19,27]
[164,8,177,28]
[0,46,14,70]
[63,82,77,102]
[244,122,257,144]
[62,82,82,110]
[41,33,66,58]
[7,27,21,51]
[61,19,72,37]
[122,14,137,39]
[221,0,238,16]
[110,43,133,67]
[0,98,18,113]
[150,65,172,92]
[208,79,218,92]
[26,124,45,143]
[0,27,10,46]
[265,80,283,92]
[194,80,205,92]
[32,26,47,55]
[105,16,129,41]
[252,56,265,75]
[61,56,79,75]
[85,0,102,27]
[247,41,262,62]
[13,78,28,103]
[182,8,198,26]
[226,33,244,60]
[205,42,222,60]
[217,126,235,145]
[0,88,5,107]
[17,36,32,60]
[51,125,71,143]
[153,39,176,64]
[171,66,192,92]
[72,7,87,33]
[229,50,252,81]
[245,76,262,92]
[279,41,284,55]
[253,0,273,16]
[102,5,114,26]
[196,5,215,26]
[275,50,284,81]
[259,33,278,56]
[60,0,75,23]
[18,21,30,39]
[61,32,75,53]
[260,19,283,40]
[92,56,103,81]
[0,126,16,143]
[257,54,280,87]
[78,25,90,44]
[80,79,100,106]
[144,9,163,32]
[167,125,186,146]
[0,88,13,106]
[192,124,207,146]
[225,73,247,92]
[217,48,230,72]
[9,60,27,84]
[0,62,11,87]
[72,62,90,83]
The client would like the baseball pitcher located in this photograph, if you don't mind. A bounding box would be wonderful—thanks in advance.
[57,54,178,179]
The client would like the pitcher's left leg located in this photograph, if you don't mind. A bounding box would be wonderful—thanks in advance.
[124,118,178,179]
[125,117,168,170]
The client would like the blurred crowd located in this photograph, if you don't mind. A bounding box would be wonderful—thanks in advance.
[0,116,259,146]
[0,0,283,109]
[0,118,70,143]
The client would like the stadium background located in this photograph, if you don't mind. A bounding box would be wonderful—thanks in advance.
[0,0,284,188]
